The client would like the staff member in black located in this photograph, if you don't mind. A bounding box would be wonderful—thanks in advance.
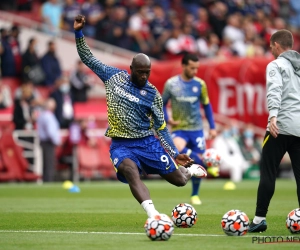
[249,29,300,232]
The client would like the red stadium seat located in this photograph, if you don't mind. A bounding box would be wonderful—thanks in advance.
[96,138,115,179]
[77,144,101,179]
[77,138,115,180]
[0,131,40,182]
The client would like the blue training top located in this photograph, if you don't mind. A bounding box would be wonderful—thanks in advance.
[75,30,179,158]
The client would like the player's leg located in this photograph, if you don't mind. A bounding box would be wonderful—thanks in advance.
[118,158,151,203]
[249,132,288,232]
[117,158,160,218]
[172,135,203,203]
[110,141,160,218]
[287,136,300,207]
[160,164,207,186]
[185,131,207,205]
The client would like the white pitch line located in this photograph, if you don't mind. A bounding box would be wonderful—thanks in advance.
[0,230,269,238]
[0,230,226,237]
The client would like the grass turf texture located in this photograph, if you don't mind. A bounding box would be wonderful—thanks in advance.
[0,179,299,250]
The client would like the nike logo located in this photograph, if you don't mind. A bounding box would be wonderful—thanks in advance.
[166,165,171,170]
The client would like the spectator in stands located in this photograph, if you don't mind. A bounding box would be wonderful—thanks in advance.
[96,5,131,49]
[164,25,198,58]
[37,98,61,182]
[62,0,81,32]
[0,78,12,109]
[213,122,250,183]
[22,37,45,85]
[182,0,202,19]
[194,7,212,38]
[0,26,22,77]
[81,0,105,38]
[149,4,172,58]
[217,37,236,59]
[70,60,92,103]
[223,13,246,57]
[128,5,155,53]
[207,0,228,41]
[197,32,220,58]
[13,80,42,130]
[41,0,62,37]
[121,0,140,17]
[50,75,74,129]
[40,41,62,86]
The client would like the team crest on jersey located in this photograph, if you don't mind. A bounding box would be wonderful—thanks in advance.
[269,70,276,77]
[113,158,119,165]
[140,90,147,96]
[192,86,198,93]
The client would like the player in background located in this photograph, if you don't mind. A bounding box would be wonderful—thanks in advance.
[162,53,217,205]
[73,15,207,218]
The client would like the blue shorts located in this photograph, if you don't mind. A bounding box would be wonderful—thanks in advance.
[171,130,206,154]
[110,136,178,183]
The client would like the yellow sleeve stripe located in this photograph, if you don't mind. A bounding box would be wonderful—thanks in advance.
[158,121,166,131]
[170,157,178,169]
[262,134,270,148]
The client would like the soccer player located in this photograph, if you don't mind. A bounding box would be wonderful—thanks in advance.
[249,29,300,232]
[73,15,207,218]
[162,53,217,205]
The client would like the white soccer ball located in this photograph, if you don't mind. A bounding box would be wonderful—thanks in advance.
[144,214,174,241]
[202,148,221,167]
[286,208,300,234]
[221,209,249,236]
[171,203,197,228]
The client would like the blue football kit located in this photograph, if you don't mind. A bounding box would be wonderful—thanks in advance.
[75,30,179,182]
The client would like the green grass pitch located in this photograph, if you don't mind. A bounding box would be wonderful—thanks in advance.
[0,179,299,250]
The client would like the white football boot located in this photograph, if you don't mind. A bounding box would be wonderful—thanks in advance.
[187,164,207,178]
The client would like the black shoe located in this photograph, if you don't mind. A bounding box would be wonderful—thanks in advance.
[249,220,267,233]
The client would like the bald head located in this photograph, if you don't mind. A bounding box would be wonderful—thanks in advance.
[131,53,151,68]
[130,53,151,87]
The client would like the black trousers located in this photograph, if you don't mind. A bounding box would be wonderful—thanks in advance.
[40,141,56,182]
[255,132,300,217]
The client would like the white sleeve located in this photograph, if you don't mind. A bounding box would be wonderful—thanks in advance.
[266,62,283,119]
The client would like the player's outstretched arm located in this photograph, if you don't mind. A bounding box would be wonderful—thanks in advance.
[74,14,121,83]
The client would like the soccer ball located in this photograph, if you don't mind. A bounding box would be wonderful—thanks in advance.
[202,148,221,167]
[286,208,300,234]
[221,209,249,236]
[171,203,197,228]
[144,214,174,241]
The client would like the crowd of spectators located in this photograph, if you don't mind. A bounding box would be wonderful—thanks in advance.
[1,0,300,78]
[1,0,299,60]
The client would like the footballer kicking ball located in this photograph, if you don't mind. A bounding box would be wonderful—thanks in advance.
[171,203,197,228]
[144,214,174,241]
[221,209,249,236]
[286,208,300,234]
